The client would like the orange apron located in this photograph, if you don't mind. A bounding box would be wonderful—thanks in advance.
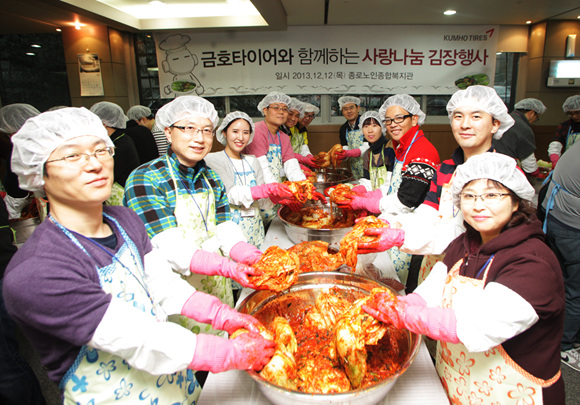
[436,258,561,404]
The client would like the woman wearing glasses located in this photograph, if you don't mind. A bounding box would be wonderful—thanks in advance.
[243,92,307,184]
[364,152,565,404]
[4,107,275,404]
[342,95,439,284]
[124,96,269,336]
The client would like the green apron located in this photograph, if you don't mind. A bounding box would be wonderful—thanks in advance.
[346,128,364,179]
[166,156,233,337]
[290,127,305,154]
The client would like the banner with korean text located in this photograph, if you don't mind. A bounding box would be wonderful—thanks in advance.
[154,25,499,98]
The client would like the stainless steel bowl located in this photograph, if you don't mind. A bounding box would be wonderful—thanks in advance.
[312,168,354,194]
[278,205,353,250]
[236,272,422,405]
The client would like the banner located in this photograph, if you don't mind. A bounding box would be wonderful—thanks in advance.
[154,25,498,99]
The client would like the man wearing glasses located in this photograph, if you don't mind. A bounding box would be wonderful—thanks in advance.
[549,95,580,168]
[355,86,515,292]
[495,98,547,178]
[124,96,267,338]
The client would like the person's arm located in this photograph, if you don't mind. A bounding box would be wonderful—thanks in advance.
[520,153,539,174]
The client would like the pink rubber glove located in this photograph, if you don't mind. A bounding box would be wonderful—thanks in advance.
[339,194,381,213]
[336,148,361,160]
[302,154,318,168]
[312,191,328,204]
[363,298,459,343]
[188,331,275,373]
[250,183,293,200]
[181,291,265,334]
[189,250,263,289]
[549,153,559,169]
[366,188,383,199]
[527,168,542,178]
[229,241,263,266]
[357,228,405,254]
[351,185,368,196]
[399,293,427,307]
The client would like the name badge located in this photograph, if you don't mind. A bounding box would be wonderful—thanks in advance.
[240,207,255,217]
[201,235,220,253]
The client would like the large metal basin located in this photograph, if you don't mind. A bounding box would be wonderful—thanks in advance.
[278,205,353,250]
[236,272,422,405]
[312,168,354,194]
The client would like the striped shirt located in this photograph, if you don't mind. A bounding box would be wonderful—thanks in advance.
[123,148,230,238]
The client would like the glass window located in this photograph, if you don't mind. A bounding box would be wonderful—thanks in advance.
[426,95,451,116]
[291,94,321,116]
[230,95,264,116]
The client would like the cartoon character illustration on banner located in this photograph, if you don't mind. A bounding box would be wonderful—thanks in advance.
[159,34,204,96]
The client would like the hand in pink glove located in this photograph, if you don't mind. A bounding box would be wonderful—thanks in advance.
[182,292,266,334]
[351,185,368,196]
[312,191,328,204]
[549,153,559,169]
[189,331,275,373]
[189,250,263,289]
[336,148,361,160]
[363,296,459,343]
[338,194,381,213]
[299,163,316,177]
[302,154,318,168]
[229,241,263,266]
[357,227,405,254]
[250,183,293,201]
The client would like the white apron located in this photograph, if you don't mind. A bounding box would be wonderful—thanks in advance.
[417,173,462,286]
[166,157,233,337]
[261,131,285,224]
[346,128,364,180]
[386,130,420,285]
[56,214,201,404]
[436,258,560,404]
[225,152,265,249]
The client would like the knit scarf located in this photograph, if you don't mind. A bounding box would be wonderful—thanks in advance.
[369,135,388,155]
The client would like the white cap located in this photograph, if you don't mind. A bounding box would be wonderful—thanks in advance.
[302,102,320,115]
[451,152,535,208]
[514,98,547,115]
[0,104,40,134]
[156,96,219,129]
[90,101,128,130]
[359,111,386,136]
[127,105,153,121]
[216,111,255,146]
[562,95,580,113]
[446,85,514,140]
[11,107,114,193]
[257,92,291,115]
[288,98,305,118]
[338,96,361,110]
[379,94,426,126]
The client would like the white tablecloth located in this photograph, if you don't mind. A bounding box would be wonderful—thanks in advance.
[197,216,449,404]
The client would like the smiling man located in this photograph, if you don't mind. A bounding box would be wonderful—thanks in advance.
[336,96,369,179]
[356,86,515,291]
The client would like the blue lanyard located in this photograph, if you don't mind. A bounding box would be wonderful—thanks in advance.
[397,127,421,164]
[475,254,495,279]
[268,130,281,146]
[177,173,211,233]
[224,151,254,186]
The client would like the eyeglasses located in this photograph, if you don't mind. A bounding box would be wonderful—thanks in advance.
[460,192,510,204]
[304,113,315,119]
[45,147,115,165]
[567,111,580,117]
[267,105,289,113]
[170,125,214,137]
[383,114,413,125]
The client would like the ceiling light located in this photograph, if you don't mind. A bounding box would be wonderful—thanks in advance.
[31,44,41,48]
[496,52,502,55]
[74,22,82,30]
[526,20,532,24]
[56,28,61,32]
[26,53,35,56]
[444,10,456,15]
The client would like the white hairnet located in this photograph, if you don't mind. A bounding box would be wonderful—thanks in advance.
[338,96,361,110]
[216,111,255,146]
[288,98,305,118]
[379,94,426,126]
[127,105,152,121]
[46,105,69,112]
[562,95,580,113]
[0,104,40,134]
[302,102,320,115]
[11,107,114,193]
[359,111,386,136]
[514,98,547,115]
[156,96,219,129]
[90,101,128,129]
[257,92,291,115]
[451,152,535,208]
[446,85,514,140]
